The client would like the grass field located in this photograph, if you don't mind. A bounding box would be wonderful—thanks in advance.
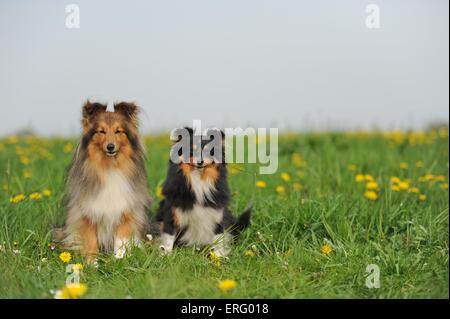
[0,129,448,299]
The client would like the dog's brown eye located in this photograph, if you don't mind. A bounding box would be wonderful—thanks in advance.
[115,130,123,134]
[97,130,106,134]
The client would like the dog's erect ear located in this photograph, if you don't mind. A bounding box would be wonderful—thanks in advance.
[114,102,139,127]
[82,100,107,129]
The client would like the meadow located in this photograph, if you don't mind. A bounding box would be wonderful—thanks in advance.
[0,129,448,298]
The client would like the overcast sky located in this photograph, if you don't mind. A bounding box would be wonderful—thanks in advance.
[0,0,448,136]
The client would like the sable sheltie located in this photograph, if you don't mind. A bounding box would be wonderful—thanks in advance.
[156,127,251,256]
[54,101,151,262]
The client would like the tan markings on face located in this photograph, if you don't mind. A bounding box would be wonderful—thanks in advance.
[201,164,219,182]
[86,113,136,172]
[92,121,127,153]
[180,162,192,181]
[89,113,130,155]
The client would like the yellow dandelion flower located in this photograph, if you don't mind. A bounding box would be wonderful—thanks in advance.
[399,162,409,169]
[255,180,267,188]
[391,184,401,192]
[292,153,304,167]
[296,171,305,178]
[439,128,448,139]
[63,143,74,154]
[280,172,291,182]
[275,186,285,193]
[398,181,410,190]
[408,187,419,194]
[434,175,446,182]
[415,161,424,168]
[321,244,333,256]
[390,176,401,184]
[366,181,379,190]
[29,192,43,200]
[72,263,83,273]
[355,174,365,183]
[9,194,26,204]
[155,185,164,199]
[55,283,88,299]
[6,135,18,144]
[364,191,378,201]
[228,163,241,175]
[20,156,30,165]
[419,194,427,201]
[218,279,237,293]
[293,182,302,190]
[59,252,72,263]
[365,175,374,182]
[284,248,293,257]
[244,250,255,257]
[209,251,221,267]
[23,170,32,179]
[441,183,449,190]
[42,188,51,197]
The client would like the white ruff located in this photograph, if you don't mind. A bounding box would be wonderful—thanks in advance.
[175,205,223,247]
[80,170,135,248]
[189,169,216,204]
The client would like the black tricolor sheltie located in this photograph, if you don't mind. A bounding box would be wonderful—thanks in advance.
[156,127,251,256]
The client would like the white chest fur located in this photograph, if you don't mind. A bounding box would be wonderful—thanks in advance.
[175,205,224,247]
[189,169,216,204]
[81,170,134,223]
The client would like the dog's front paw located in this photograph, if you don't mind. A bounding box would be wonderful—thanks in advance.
[159,233,175,255]
[212,247,229,258]
[114,246,126,259]
[86,255,99,265]
[159,245,173,255]
[114,238,130,259]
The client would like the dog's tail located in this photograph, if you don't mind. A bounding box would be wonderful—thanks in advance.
[231,204,252,236]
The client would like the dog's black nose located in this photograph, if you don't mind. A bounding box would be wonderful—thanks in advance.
[107,143,115,152]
